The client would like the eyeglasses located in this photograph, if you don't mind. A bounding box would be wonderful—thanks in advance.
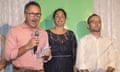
[26,12,41,17]
[89,21,101,24]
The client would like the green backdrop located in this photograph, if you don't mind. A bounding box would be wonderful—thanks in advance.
[36,0,93,41]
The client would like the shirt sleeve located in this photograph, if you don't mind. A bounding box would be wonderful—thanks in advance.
[76,39,88,70]
[5,28,19,61]
[38,30,50,57]
[43,31,49,49]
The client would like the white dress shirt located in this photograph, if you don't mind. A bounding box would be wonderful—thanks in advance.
[76,34,115,72]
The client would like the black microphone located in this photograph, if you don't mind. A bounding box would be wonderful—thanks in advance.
[33,31,39,54]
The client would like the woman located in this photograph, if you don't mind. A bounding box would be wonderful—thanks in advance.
[44,8,77,72]
[0,34,6,72]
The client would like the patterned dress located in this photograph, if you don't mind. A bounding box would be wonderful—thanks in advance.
[44,30,77,72]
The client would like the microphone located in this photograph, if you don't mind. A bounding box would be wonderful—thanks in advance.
[33,31,39,54]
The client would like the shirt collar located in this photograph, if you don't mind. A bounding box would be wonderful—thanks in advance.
[21,22,41,32]
[89,33,103,40]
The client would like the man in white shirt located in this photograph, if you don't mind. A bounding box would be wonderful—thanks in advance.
[76,14,115,72]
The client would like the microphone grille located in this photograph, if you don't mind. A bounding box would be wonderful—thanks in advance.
[35,31,39,36]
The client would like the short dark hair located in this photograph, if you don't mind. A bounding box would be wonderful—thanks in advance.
[24,1,41,13]
[87,13,101,24]
[53,8,67,19]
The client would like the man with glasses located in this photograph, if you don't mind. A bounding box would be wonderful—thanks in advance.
[5,1,51,72]
[76,14,116,72]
